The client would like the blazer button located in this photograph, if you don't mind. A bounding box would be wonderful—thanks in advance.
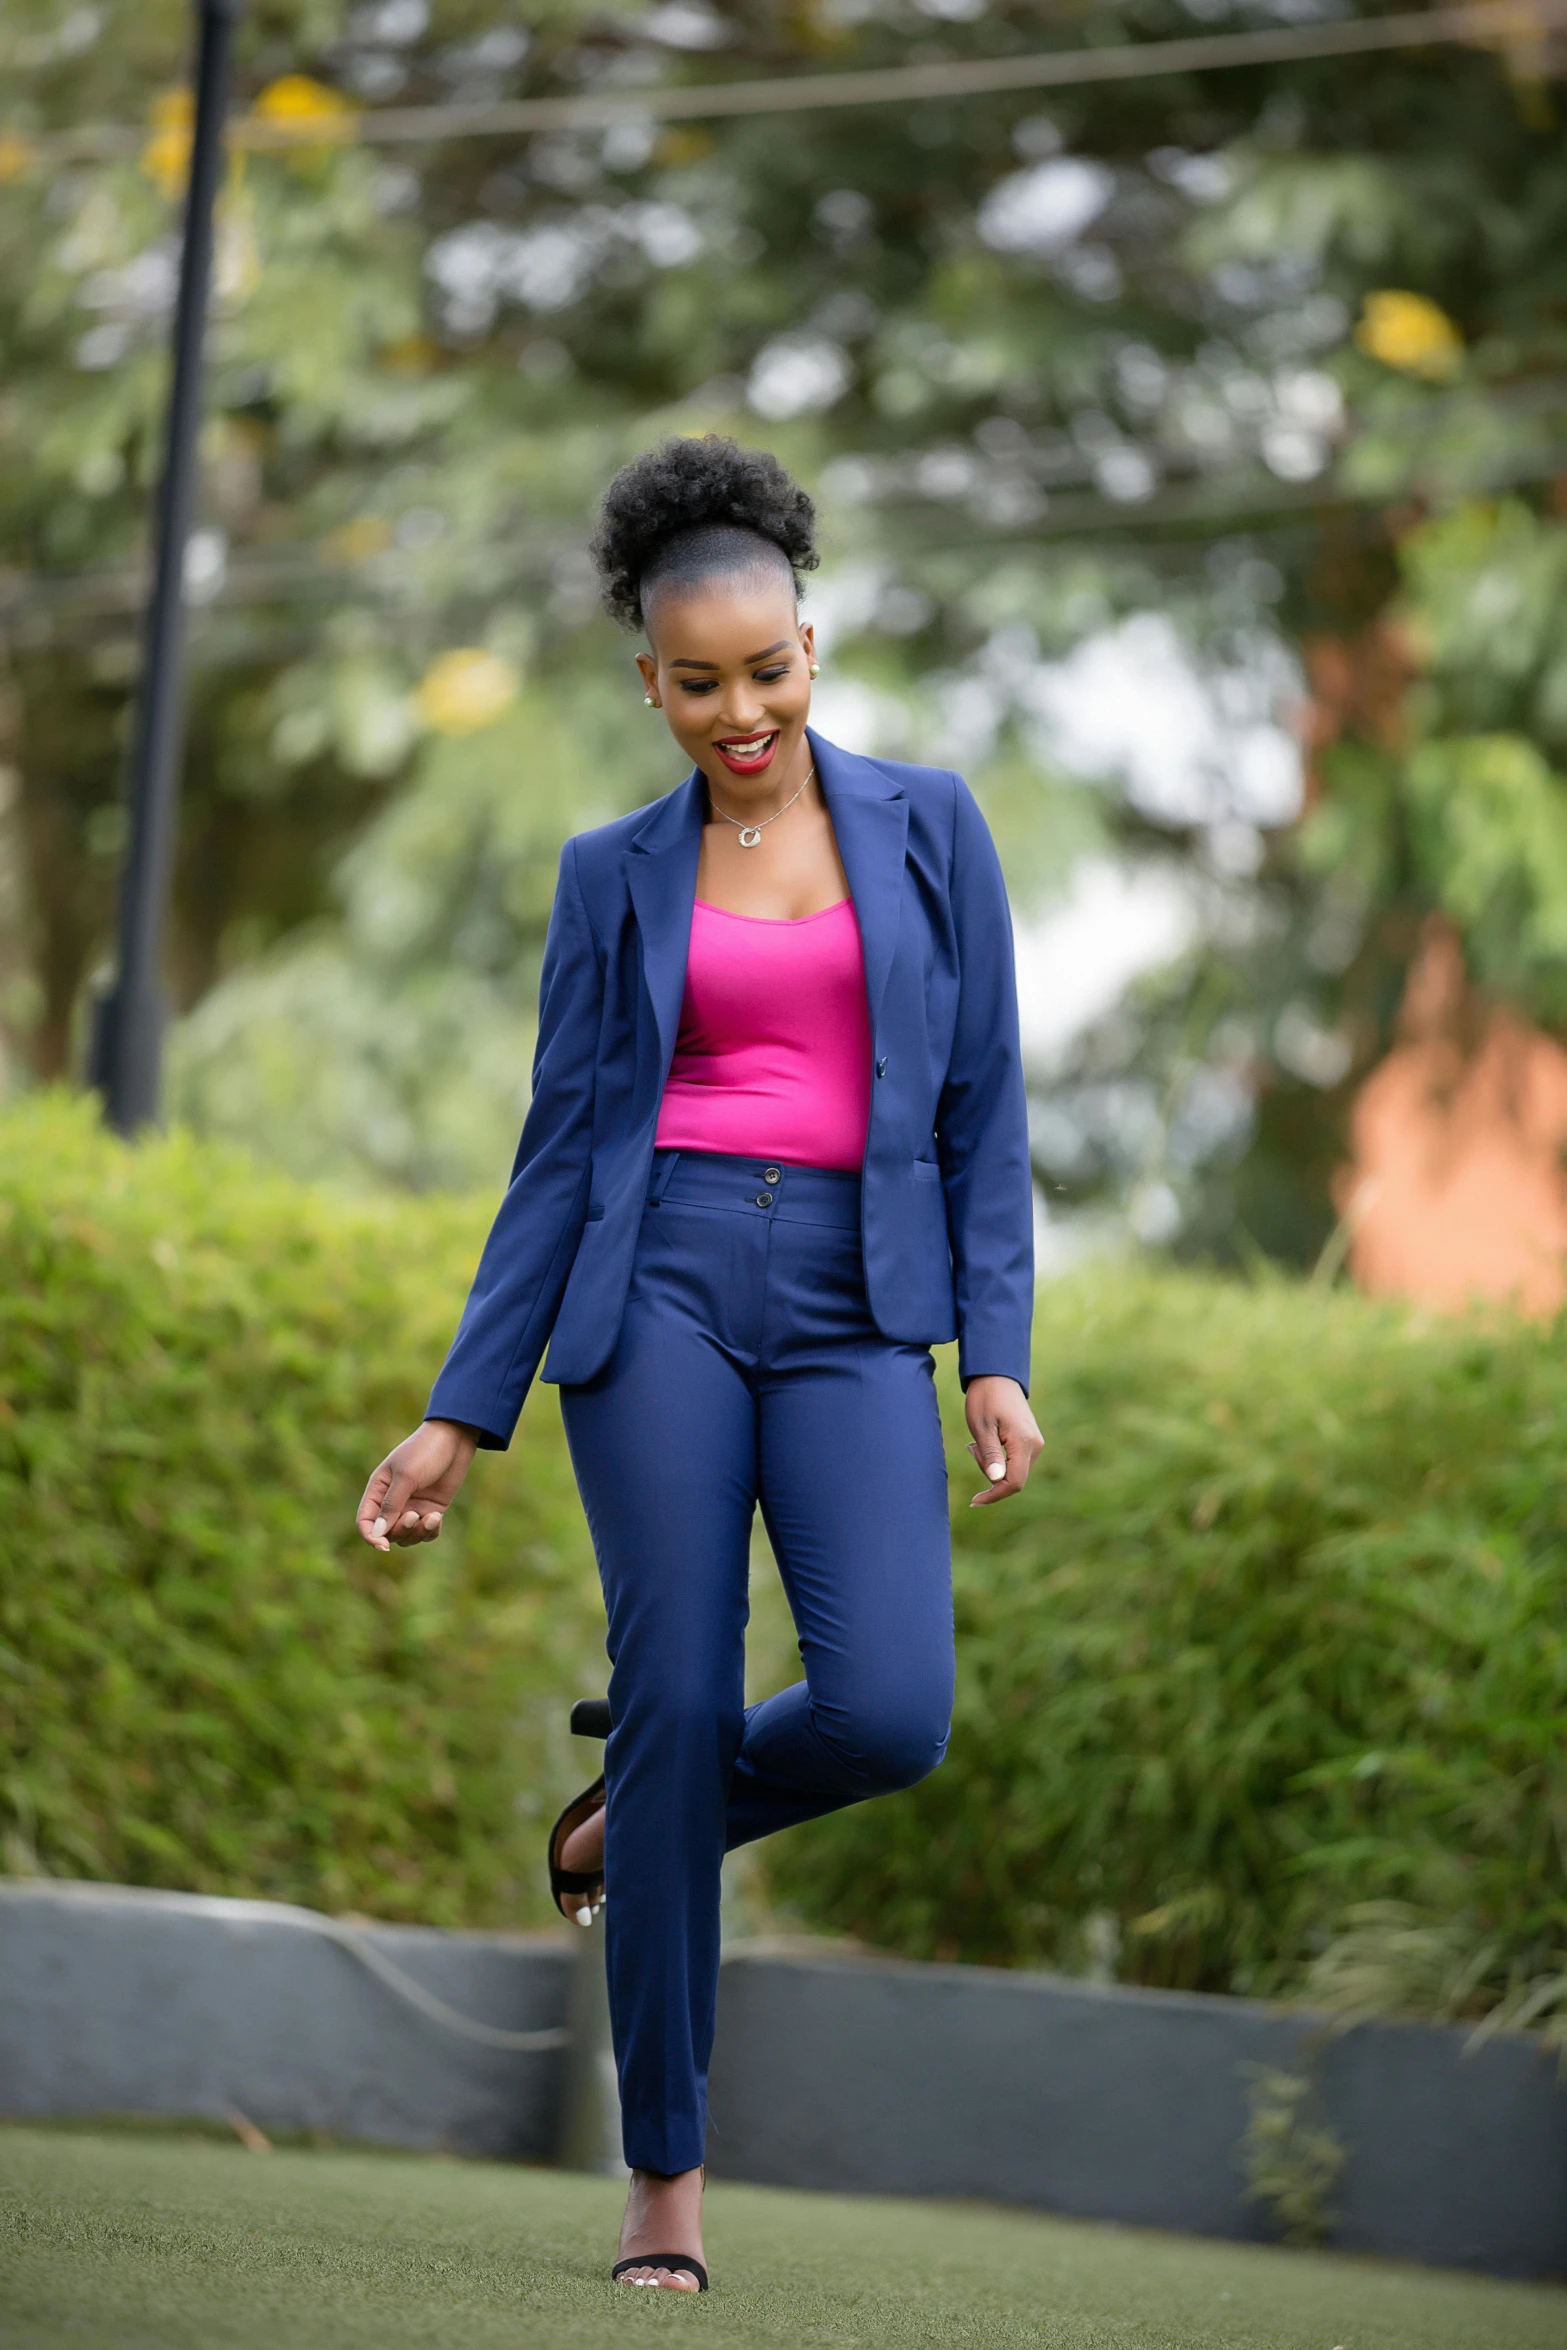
[755,1190,774,1207]
[875,1056,888,1079]
[763,1166,782,1186]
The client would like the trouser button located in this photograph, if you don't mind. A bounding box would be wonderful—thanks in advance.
[763,1166,782,1186]
[755,1190,774,1207]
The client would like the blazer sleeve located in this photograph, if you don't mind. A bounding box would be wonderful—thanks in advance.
[936,776,1035,1393]
[425,838,601,1448]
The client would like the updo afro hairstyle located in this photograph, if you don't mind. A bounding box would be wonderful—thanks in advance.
[591,434,819,633]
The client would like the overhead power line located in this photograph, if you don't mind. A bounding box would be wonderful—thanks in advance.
[19,3,1567,167]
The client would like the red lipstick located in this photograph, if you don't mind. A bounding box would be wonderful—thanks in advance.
[713,730,780,775]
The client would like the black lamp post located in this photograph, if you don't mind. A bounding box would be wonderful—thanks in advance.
[91,0,244,1135]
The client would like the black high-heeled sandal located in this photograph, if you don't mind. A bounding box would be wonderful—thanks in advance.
[611,2255,708,2291]
[611,2163,708,2290]
[548,1699,611,1924]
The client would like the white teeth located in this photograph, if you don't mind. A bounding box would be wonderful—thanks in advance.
[723,734,775,755]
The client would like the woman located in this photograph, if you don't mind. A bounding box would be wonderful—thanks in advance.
[357,436,1042,2291]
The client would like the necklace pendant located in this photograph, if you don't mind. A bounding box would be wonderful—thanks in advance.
[738,826,763,848]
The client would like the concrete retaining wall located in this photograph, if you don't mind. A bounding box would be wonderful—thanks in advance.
[707,1944,1567,2279]
[3,1882,1564,2278]
[0,1881,571,2159]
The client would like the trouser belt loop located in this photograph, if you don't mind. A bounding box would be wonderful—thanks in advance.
[647,1149,682,1205]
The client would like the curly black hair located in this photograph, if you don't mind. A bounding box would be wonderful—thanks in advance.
[591,434,819,632]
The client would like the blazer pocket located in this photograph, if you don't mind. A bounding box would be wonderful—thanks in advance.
[911,1159,942,1184]
[584,1203,606,1222]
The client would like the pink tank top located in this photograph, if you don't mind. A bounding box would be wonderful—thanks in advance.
[654,898,873,1172]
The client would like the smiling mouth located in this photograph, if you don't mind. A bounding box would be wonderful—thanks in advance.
[714,730,779,774]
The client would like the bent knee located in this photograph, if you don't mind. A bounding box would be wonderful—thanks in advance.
[838,1701,951,1796]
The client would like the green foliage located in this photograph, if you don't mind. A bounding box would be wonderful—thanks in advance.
[166,681,670,1188]
[5,1107,1567,2030]
[8,0,1567,1264]
[1404,733,1567,1015]
[1372,500,1567,1025]
[763,1267,1567,2012]
[1301,1898,1567,2065]
[0,1092,607,1925]
[1240,2067,1345,2249]
[1402,502,1567,742]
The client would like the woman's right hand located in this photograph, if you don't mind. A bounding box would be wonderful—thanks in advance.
[356,1417,478,1551]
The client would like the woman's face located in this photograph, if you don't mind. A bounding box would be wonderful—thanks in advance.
[635,578,816,798]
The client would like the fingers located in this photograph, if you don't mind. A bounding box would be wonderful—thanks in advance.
[968,1428,1026,1507]
[356,1422,476,1551]
[386,1504,445,1548]
[967,1429,1008,1483]
[357,1458,439,1552]
[359,1497,444,1551]
[963,1376,1045,1508]
[378,1459,423,1548]
[965,1398,1009,1497]
[356,1461,397,1551]
[965,1413,1044,1507]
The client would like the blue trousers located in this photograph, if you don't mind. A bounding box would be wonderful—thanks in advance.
[559,1149,954,2175]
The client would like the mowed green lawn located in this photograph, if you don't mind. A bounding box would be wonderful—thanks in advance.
[1,2126,1562,2350]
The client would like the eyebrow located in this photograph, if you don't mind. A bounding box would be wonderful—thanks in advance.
[668,640,792,670]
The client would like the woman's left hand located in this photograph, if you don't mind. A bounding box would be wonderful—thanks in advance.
[964,1375,1044,1507]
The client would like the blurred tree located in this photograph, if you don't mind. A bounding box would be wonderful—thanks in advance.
[1,0,1564,1231]
[1064,57,1567,1264]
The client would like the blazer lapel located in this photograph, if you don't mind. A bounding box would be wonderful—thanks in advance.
[625,737,908,1074]
[626,771,705,1077]
[811,729,909,1034]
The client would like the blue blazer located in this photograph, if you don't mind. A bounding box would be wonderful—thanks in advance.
[427,730,1034,1447]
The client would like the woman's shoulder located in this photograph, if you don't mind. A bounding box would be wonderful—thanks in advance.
[832,746,992,851]
[817,737,964,812]
[832,746,1004,894]
[861,753,963,804]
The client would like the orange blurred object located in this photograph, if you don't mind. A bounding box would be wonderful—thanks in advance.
[1339,920,1567,1316]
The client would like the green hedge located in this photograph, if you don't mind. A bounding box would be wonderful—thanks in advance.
[0,1093,606,1928]
[768,1271,1567,2016]
[3,1094,1565,2019]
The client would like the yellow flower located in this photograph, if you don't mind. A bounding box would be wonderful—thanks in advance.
[413,649,520,737]
[1355,290,1463,381]
[141,89,192,201]
[653,128,716,168]
[250,75,357,152]
[322,517,394,565]
[379,334,441,376]
[0,133,35,185]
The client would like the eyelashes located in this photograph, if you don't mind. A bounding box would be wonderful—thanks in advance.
[679,664,791,696]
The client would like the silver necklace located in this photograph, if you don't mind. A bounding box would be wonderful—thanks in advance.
[710,763,815,848]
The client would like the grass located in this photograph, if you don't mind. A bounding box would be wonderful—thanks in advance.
[1,2127,1563,2350]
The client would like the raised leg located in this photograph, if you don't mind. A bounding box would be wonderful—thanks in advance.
[727,1336,954,1849]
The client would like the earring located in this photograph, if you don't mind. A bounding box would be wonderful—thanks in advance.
[644,693,656,707]
[808,662,820,677]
